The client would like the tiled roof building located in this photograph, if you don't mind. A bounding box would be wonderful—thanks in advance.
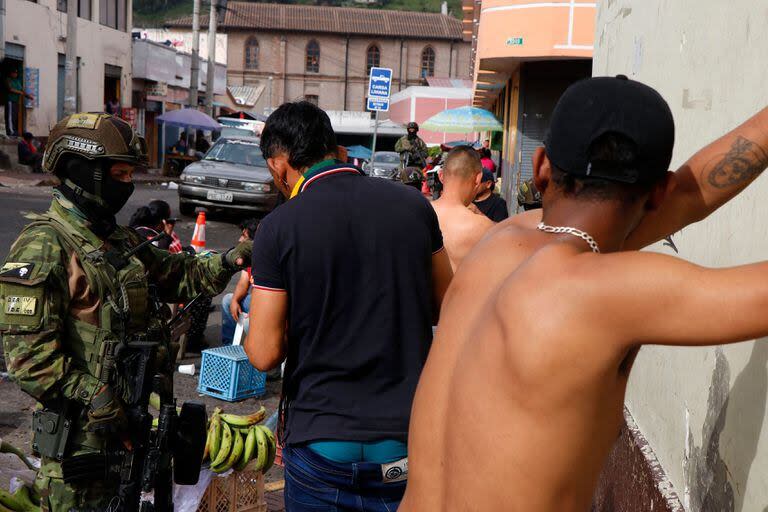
[168,2,464,40]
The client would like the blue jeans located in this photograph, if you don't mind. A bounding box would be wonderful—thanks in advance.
[221,292,250,345]
[284,445,405,512]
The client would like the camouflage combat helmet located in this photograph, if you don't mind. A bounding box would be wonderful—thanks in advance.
[517,178,542,208]
[42,112,148,174]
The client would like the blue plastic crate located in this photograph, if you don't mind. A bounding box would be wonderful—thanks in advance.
[197,345,266,402]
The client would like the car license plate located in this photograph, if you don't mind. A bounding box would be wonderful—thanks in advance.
[206,190,233,203]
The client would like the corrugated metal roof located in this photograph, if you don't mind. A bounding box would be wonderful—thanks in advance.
[167,3,463,40]
[227,85,265,107]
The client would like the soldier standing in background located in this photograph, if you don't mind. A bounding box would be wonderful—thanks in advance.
[0,113,251,511]
[395,122,428,169]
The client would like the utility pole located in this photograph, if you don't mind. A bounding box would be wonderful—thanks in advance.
[188,0,201,108]
[370,111,379,165]
[64,0,78,116]
[204,0,220,116]
[0,0,6,63]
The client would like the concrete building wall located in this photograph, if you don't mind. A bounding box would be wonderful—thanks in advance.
[132,39,225,95]
[390,86,473,145]
[594,2,768,511]
[7,0,133,135]
[136,28,227,64]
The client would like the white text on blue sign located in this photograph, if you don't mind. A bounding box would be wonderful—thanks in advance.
[367,97,390,112]
[368,67,393,99]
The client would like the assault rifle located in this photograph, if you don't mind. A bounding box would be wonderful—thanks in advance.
[62,291,208,511]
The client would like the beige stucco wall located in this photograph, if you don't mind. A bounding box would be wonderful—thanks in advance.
[6,0,132,135]
[476,0,594,65]
[594,2,768,511]
[137,28,227,64]
[224,30,471,113]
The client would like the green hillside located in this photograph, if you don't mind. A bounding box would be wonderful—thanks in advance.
[134,0,463,28]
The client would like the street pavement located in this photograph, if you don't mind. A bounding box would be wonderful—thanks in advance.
[0,182,244,257]
[0,181,287,510]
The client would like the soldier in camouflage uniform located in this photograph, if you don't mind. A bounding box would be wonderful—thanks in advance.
[0,113,251,511]
[394,121,428,169]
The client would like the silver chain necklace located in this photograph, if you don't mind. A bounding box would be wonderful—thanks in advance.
[536,222,601,253]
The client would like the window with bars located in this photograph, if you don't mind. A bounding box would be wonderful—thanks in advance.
[420,46,435,78]
[57,0,91,19]
[306,40,320,73]
[244,38,259,70]
[366,45,380,75]
[305,95,319,106]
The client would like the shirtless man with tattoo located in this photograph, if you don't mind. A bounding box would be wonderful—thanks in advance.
[431,147,495,271]
[400,76,768,511]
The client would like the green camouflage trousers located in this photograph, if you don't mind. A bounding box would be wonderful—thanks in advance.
[35,426,116,512]
[35,459,115,512]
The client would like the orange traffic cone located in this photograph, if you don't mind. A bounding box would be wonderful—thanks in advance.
[190,211,206,253]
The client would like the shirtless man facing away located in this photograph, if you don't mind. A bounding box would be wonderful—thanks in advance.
[431,146,495,270]
[401,76,768,511]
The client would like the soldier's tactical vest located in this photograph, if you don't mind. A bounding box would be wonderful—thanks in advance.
[22,208,150,387]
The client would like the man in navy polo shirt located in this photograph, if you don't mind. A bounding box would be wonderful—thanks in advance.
[245,101,453,511]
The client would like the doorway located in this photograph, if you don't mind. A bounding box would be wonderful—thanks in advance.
[514,60,592,194]
[104,64,122,115]
[3,43,26,135]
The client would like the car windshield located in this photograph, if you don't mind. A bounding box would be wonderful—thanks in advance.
[374,153,400,164]
[205,140,266,167]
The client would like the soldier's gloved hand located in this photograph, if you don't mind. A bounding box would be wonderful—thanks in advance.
[224,240,252,271]
[86,385,126,433]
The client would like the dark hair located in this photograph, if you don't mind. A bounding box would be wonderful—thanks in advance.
[549,132,657,201]
[22,132,34,141]
[129,206,161,229]
[239,217,260,240]
[148,199,172,221]
[260,101,337,170]
[480,147,492,159]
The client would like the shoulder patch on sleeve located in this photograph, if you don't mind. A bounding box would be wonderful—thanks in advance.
[5,295,38,316]
[0,281,45,329]
[0,263,35,279]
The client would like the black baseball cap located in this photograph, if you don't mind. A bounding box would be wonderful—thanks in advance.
[544,75,675,184]
[480,168,495,183]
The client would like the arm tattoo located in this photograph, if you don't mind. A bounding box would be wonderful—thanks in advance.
[707,136,768,188]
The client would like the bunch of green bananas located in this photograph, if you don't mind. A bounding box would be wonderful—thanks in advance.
[203,407,277,474]
[0,439,41,512]
[0,485,41,512]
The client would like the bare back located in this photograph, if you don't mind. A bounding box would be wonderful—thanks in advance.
[401,215,634,512]
[431,199,495,271]
[402,101,768,510]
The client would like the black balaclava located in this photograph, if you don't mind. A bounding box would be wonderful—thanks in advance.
[56,157,135,237]
[407,130,417,140]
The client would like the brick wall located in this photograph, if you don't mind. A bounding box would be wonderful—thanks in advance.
[226,30,471,112]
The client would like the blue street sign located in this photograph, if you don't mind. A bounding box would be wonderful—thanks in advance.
[367,96,390,112]
[368,67,393,99]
